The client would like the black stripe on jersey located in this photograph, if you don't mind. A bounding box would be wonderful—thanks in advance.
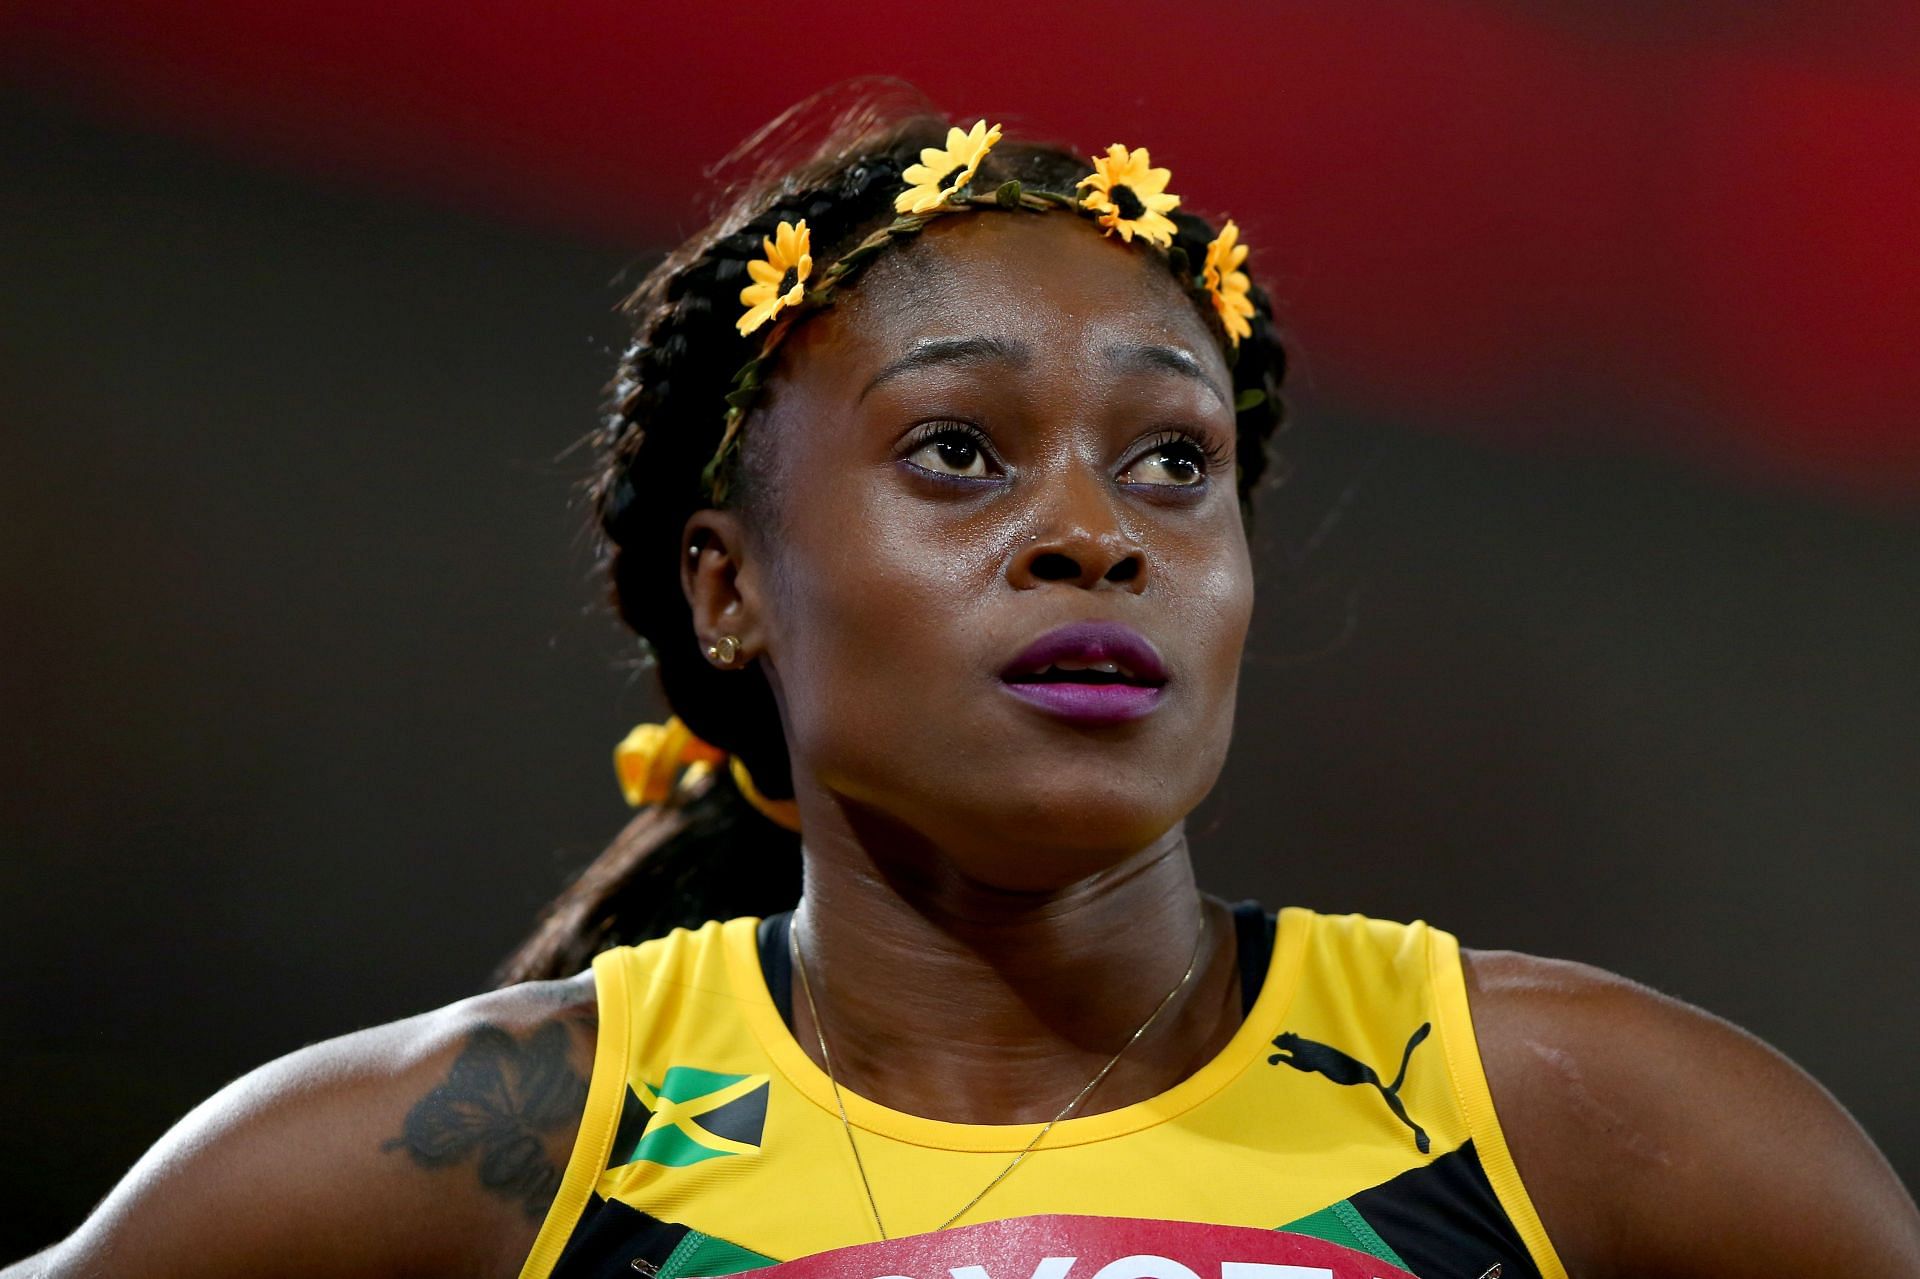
[550,1193,690,1278]
[1349,1139,1544,1279]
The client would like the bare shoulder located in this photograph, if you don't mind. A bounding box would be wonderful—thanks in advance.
[1461,948,1920,1279]
[7,970,601,1279]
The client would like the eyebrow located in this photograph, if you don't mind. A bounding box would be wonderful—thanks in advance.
[1101,341,1228,407]
[859,335,1032,401]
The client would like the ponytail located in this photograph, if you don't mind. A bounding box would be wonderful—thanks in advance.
[496,766,801,984]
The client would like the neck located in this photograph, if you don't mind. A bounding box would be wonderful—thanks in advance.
[789,821,1243,1126]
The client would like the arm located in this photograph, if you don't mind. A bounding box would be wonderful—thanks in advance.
[1464,949,1920,1279]
[4,971,598,1279]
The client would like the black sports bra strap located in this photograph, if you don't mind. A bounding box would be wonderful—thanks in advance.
[757,911,796,1029]
[1230,899,1277,1015]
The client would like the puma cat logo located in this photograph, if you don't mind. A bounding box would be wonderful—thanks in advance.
[1268,1022,1433,1153]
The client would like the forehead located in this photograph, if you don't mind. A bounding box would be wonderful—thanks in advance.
[795,212,1227,386]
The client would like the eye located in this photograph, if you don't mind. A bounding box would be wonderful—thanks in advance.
[901,423,995,480]
[1118,432,1224,488]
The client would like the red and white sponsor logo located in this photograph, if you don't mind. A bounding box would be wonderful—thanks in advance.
[753,1215,1417,1279]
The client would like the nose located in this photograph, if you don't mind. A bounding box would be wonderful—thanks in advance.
[1006,467,1148,592]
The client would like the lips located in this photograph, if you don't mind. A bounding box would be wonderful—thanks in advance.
[998,622,1168,726]
[1001,622,1169,685]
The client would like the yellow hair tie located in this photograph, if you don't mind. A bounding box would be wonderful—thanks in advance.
[614,717,725,806]
[612,716,802,833]
[728,756,803,833]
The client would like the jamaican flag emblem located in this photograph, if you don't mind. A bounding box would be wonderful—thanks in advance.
[607,1066,770,1168]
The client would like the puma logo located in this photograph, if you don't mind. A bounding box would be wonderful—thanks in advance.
[1268,1022,1433,1153]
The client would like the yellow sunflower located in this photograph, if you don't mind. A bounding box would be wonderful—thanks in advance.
[736,219,812,336]
[895,119,1004,214]
[1202,219,1255,346]
[1076,143,1180,247]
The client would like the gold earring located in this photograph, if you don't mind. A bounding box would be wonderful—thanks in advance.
[705,634,742,667]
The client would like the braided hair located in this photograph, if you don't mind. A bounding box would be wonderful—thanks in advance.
[499,94,1291,984]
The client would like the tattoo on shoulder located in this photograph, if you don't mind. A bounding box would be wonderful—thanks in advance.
[382,1019,592,1219]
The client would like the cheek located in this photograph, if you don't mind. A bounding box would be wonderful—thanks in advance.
[761,482,995,752]
[1208,532,1257,657]
[1169,525,1256,712]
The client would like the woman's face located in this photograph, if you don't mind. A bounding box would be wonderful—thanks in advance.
[712,211,1254,891]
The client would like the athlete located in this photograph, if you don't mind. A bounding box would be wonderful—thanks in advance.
[8,96,1918,1279]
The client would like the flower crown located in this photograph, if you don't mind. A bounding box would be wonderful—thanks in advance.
[704,121,1260,500]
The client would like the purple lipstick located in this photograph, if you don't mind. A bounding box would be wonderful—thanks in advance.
[998,621,1169,727]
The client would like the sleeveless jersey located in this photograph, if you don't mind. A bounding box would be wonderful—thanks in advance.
[518,907,1566,1279]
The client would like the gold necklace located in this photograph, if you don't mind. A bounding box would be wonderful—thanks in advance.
[790,907,1212,1240]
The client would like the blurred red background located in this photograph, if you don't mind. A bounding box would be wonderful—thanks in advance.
[7,0,1919,502]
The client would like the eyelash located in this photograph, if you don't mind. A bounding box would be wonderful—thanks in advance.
[1129,429,1233,480]
[897,422,1230,485]
[898,421,999,482]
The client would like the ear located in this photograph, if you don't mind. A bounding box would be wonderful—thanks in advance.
[680,508,769,665]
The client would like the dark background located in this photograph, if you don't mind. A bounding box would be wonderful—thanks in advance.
[4,1,1918,1260]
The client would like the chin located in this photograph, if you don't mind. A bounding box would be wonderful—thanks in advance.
[830,754,1201,893]
[954,845,1168,896]
[929,776,1201,889]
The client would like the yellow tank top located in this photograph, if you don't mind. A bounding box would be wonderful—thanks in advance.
[519,908,1566,1279]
